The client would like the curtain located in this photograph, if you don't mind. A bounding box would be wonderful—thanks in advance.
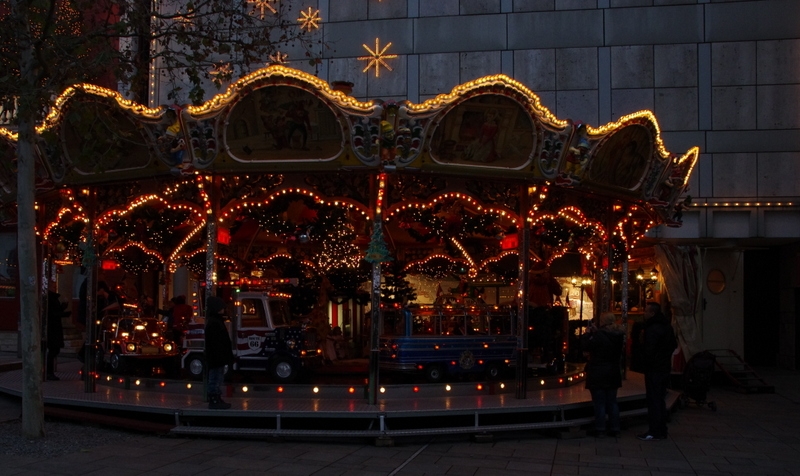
[654,244,703,360]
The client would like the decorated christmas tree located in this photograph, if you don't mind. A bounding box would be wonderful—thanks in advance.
[364,223,392,264]
[381,260,417,306]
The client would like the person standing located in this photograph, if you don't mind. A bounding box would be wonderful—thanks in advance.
[205,296,233,410]
[45,290,67,381]
[638,302,678,441]
[583,312,625,437]
[171,295,193,340]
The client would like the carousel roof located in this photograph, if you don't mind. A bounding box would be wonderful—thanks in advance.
[1,66,697,278]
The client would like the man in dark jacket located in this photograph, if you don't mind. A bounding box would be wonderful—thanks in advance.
[639,301,677,441]
[205,296,234,409]
[584,312,625,437]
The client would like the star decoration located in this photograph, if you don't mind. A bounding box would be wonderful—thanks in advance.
[358,38,397,78]
[268,51,288,65]
[248,0,277,19]
[174,10,194,28]
[297,7,321,32]
[209,63,232,81]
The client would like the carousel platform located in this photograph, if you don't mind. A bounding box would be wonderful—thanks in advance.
[0,359,671,442]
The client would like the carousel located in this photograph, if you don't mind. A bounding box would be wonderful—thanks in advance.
[0,66,696,436]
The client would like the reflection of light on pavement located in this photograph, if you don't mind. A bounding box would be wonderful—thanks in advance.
[313,401,319,411]
[242,401,250,410]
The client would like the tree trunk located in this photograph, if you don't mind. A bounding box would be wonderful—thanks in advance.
[17,117,45,438]
[12,0,45,438]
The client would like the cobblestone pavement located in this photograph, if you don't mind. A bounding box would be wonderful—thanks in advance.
[1,351,798,475]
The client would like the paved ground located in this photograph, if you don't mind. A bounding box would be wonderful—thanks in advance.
[0,351,799,475]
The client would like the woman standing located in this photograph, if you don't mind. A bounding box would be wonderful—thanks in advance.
[583,312,625,437]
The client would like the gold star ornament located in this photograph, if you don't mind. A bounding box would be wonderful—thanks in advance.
[358,38,398,77]
[297,7,321,31]
[249,0,277,19]
[268,51,288,65]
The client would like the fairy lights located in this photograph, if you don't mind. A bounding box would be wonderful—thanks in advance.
[385,192,518,224]
[405,74,567,128]
[218,187,368,225]
[186,65,375,117]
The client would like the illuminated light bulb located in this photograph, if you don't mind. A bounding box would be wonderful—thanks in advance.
[379,387,386,394]
[135,380,141,386]
[277,386,284,393]
[445,385,452,392]
[242,386,249,393]
[413,386,419,393]
[348,387,355,394]
[187,383,192,389]
[313,387,320,394]
[540,380,545,385]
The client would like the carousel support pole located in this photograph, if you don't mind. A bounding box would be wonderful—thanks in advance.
[83,188,97,393]
[39,213,49,383]
[366,173,388,405]
[621,260,629,321]
[203,174,220,403]
[368,262,381,405]
[515,185,532,400]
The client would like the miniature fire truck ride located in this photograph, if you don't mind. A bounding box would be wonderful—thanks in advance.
[94,312,180,375]
[379,296,517,383]
[181,283,322,383]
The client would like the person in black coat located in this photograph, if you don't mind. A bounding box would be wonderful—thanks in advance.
[638,301,678,441]
[45,290,68,381]
[583,312,625,437]
[205,296,233,409]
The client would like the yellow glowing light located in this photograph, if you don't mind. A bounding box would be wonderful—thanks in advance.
[268,51,288,65]
[359,38,398,77]
[297,7,321,31]
[249,0,276,19]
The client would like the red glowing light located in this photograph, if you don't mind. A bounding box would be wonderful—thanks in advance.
[277,386,284,393]
[160,381,166,387]
[476,384,483,390]
[100,259,119,270]
[348,387,355,394]
[413,386,419,393]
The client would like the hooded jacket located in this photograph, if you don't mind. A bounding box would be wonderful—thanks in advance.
[205,297,234,368]
[643,312,677,373]
[584,325,625,390]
